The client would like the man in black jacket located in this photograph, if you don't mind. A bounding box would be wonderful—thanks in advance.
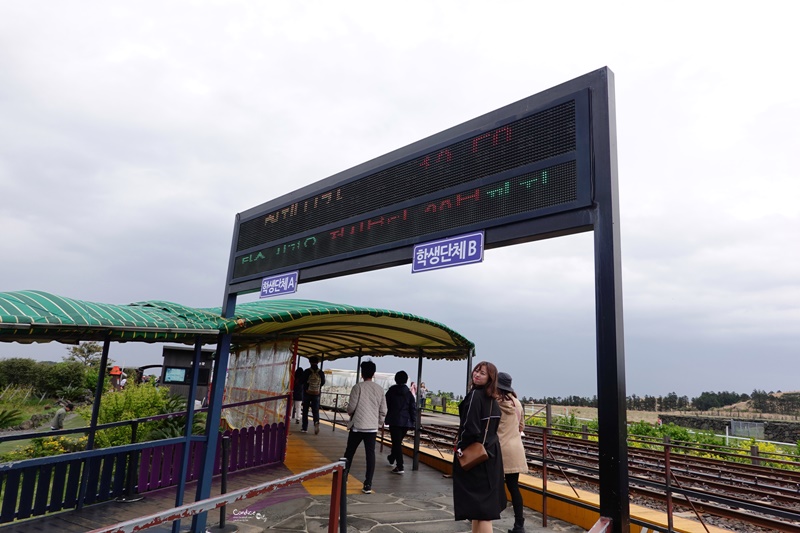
[384,370,416,474]
[301,356,326,434]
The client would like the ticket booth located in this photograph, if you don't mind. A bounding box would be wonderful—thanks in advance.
[160,346,215,402]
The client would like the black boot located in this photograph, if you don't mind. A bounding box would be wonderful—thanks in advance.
[508,517,525,533]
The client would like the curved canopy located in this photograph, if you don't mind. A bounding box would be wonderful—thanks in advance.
[0,290,473,361]
[212,298,473,361]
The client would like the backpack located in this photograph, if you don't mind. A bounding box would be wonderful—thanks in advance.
[306,369,322,395]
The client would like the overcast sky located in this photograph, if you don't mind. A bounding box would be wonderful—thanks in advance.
[1,2,798,401]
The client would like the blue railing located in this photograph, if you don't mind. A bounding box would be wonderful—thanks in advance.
[0,394,288,525]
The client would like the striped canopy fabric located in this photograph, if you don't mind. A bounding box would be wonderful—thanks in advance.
[211,299,474,362]
[0,291,473,361]
[0,290,228,343]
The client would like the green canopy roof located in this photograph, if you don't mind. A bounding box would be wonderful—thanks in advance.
[0,290,473,361]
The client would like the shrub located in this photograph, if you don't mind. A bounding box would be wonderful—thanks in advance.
[34,361,87,397]
[660,423,692,443]
[525,416,546,428]
[85,368,100,393]
[81,382,201,448]
[0,435,88,461]
[0,408,24,429]
[144,394,207,440]
[57,384,89,402]
[549,413,588,438]
[147,411,207,440]
[628,420,659,438]
[0,358,38,387]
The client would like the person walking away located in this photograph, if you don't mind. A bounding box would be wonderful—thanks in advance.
[385,370,416,474]
[50,401,73,430]
[343,360,387,494]
[452,361,505,533]
[418,382,428,410]
[301,356,325,434]
[496,372,528,533]
[292,366,304,424]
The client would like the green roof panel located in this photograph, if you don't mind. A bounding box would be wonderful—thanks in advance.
[0,291,473,361]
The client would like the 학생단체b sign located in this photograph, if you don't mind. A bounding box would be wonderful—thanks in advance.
[412,232,484,273]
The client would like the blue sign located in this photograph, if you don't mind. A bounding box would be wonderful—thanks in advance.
[260,271,298,298]
[412,232,484,273]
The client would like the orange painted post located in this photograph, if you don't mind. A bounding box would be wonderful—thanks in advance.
[328,464,343,533]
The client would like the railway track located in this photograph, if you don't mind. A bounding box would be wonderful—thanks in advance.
[418,424,800,532]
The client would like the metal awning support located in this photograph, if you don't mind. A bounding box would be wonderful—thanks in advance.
[465,348,474,394]
[191,292,236,533]
[412,348,424,471]
[77,334,111,510]
[171,337,202,533]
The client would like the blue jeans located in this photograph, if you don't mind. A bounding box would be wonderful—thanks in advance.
[302,394,320,431]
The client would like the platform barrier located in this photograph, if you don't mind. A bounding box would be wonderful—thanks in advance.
[86,461,346,533]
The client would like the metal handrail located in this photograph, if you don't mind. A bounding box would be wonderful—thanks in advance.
[86,461,347,533]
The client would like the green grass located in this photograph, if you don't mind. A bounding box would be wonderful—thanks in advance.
[2,400,55,421]
[0,413,87,455]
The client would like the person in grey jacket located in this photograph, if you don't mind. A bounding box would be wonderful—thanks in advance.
[384,370,416,474]
[343,360,387,494]
[50,401,73,430]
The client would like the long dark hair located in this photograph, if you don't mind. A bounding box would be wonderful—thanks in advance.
[471,361,498,399]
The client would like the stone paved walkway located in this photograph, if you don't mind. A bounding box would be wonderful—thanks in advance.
[224,489,588,532]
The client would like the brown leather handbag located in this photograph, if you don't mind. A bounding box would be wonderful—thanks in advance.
[457,418,489,471]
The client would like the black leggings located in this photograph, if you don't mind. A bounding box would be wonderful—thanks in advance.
[505,473,523,519]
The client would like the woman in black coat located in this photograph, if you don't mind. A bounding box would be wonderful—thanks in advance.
[453,361,505,533]
[384,370,417,474]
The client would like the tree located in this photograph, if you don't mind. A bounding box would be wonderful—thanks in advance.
[643,395,657,411]
[661,392,679,411]
[692,391,722,411]
[64,341,106,367]
[677,395,690,409]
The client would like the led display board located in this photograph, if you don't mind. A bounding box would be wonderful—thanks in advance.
[228,77,597,292]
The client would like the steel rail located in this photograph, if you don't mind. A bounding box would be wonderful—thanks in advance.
[419,423,800,532]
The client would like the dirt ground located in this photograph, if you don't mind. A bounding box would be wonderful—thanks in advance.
[526,403,800,424]
[524,404,661,424]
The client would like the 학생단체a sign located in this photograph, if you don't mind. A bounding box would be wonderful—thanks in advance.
[259,271,298,298]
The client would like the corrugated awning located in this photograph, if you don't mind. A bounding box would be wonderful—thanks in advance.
[0,290,473,361]
[213,298,473,361]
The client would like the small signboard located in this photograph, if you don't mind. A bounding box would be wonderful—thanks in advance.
[259,271,298,298]
[412,231,484,273]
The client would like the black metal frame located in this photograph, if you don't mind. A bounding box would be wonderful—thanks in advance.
[198,67,628,532]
